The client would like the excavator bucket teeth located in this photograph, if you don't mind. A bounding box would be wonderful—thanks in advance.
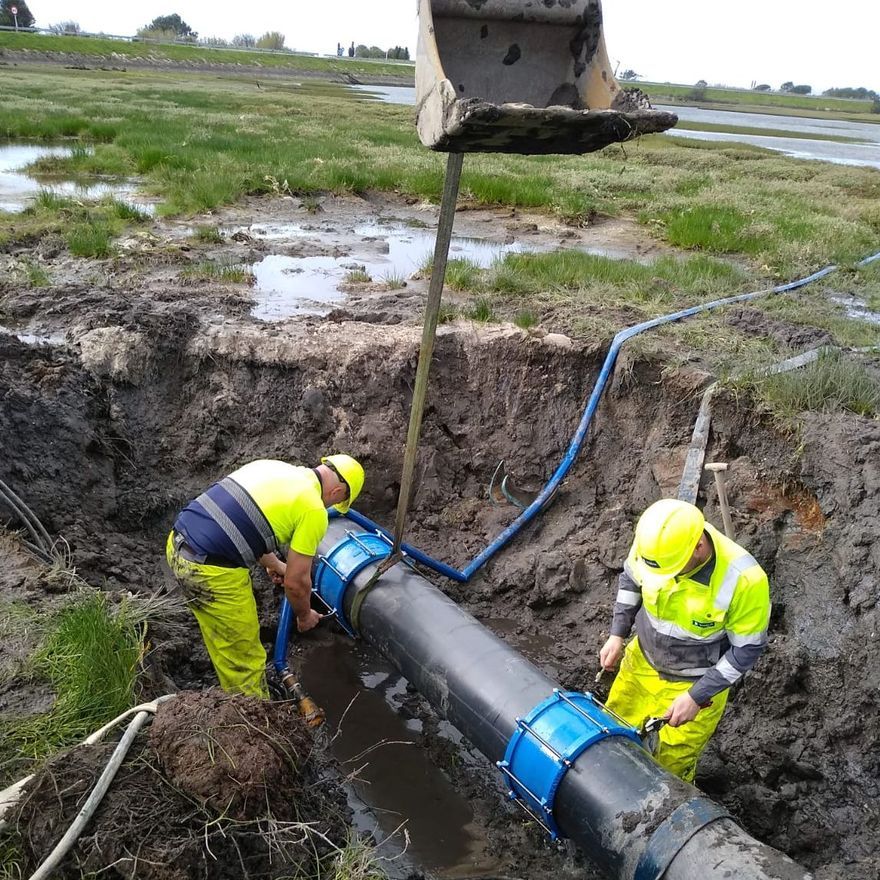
[416,0,677,155]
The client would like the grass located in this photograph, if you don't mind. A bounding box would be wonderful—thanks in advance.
[514,309,538,329]
[181,260,255,283]
[193,224,223,243]
[381,272,407,289]
[21,259,50,287]
[344,269,372,284]
[466,296,496,322]
[0,66,876,280]
[0,591,145,774]
[640,80,878,117]
[66,219,114,257]
[0,31,414,79]
[734,350,880,419]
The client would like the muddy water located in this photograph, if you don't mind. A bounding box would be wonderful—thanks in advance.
[0,143,153,213]
[245,220,531,320]
[300,636,505,878]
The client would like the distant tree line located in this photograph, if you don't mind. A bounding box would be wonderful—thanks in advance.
[354,44,410,59]
[822,86,878,100]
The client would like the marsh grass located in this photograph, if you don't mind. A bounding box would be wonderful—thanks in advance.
[0,592,144,770]
[66,219,115,257]
[381,272,407,289]
[193,225,223,243]
[735,351,880,418]
[21,259,50,287]
[182,260,255,284]
[466,296,496,323]
[1,67,876,278]
[514,309,538,329]
[344,269,372,284]
[108,199,151,222]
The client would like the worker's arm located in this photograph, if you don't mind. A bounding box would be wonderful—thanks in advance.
[600,556,643,670]
[259,552,286,579]
[283,550,322,632]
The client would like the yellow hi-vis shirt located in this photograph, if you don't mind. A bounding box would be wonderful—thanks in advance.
[229,460,328,558]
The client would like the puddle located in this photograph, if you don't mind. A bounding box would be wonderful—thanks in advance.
[0,142,154,214]
[0,324,64,346]
[831,293,880,325]
[244,220,532,321]
[299,637,504,879]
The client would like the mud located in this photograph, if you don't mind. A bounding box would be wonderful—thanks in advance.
[1,189,879,879]
[10,691,350,879]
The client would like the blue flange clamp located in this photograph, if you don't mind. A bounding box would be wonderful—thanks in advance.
[497,689,642,839]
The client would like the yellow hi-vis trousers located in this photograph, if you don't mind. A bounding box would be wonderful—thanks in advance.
[604,637,729,783]
[165,532,269,699]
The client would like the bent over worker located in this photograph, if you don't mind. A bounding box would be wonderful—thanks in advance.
[166,455,364,698]
[599,498,770,783]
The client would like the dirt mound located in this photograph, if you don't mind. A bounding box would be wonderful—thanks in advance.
[11,692,349,879]
[149,690,310,820]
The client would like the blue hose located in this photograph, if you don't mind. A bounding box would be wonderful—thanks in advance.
[342,252,880,583]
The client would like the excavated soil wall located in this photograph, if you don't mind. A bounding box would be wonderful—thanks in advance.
[1,310,879,879]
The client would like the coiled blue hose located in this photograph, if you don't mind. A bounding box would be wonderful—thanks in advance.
[344,251,880,582]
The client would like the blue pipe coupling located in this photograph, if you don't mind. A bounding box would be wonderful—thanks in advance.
[497,689,642,839]
[312,529,393,636]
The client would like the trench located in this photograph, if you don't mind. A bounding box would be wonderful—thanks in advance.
[1,309,879,879]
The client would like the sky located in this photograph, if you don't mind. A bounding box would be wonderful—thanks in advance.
[24,0,879,94]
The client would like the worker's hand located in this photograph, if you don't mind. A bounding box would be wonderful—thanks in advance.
[664,692,701,728]
[296,609,323,633]
[599,635,625,671]
[266,569,284,586]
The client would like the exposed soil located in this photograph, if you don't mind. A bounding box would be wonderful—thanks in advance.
[1,190,879,879]
[9,691,350,879]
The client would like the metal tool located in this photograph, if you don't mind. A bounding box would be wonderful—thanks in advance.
[639,716,667,755]
[278,669,325,728]
[704,462,734,539]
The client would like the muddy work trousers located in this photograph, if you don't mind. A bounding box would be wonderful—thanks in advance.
[604,637,728,783]
[165,531,269,699]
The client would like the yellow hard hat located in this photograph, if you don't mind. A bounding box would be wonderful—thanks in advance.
[634,499,705,576]
[321,454,364,514]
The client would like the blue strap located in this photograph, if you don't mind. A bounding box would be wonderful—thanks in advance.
[634,796,731,880]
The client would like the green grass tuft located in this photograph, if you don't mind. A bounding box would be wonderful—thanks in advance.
[738,350,880,418]
[182,260,255,283]
[66,220,115,257]
[0,592,144,771]
[514,309,538,329]
[466,296,496,323]
[344,269,372,284]
[193,225,223,243]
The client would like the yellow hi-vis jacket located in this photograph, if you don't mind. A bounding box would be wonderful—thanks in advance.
[610,523,771,706]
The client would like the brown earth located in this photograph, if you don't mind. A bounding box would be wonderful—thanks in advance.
[1,192,879,879]
[10,691,349,879]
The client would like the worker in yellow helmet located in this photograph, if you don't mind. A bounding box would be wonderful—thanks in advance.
[165,455,364,698]
[599,498,771,782]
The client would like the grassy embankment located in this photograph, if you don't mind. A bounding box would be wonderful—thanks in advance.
[0,30,413,79]
[641,80,879,121]
[0,65,878,409]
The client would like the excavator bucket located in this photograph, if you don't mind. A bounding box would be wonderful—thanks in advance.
[416,0,677,154]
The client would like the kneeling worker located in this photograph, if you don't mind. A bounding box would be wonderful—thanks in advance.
[166,455,364,698]
[599,498,770,782]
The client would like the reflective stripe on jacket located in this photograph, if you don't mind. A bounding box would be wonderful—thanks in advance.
[174,460,328,567]
[610,522,770,704]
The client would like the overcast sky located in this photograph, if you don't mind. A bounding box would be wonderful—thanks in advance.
[27,0,879,94]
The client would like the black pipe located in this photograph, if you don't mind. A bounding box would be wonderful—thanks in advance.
[320,519,810,880]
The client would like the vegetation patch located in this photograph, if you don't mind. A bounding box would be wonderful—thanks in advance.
[735,350,880,418]
[181,259,255,284]
[0,591,144,775]
[1,67,877,278]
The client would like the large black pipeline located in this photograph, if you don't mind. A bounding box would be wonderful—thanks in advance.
[281,519,811,880]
